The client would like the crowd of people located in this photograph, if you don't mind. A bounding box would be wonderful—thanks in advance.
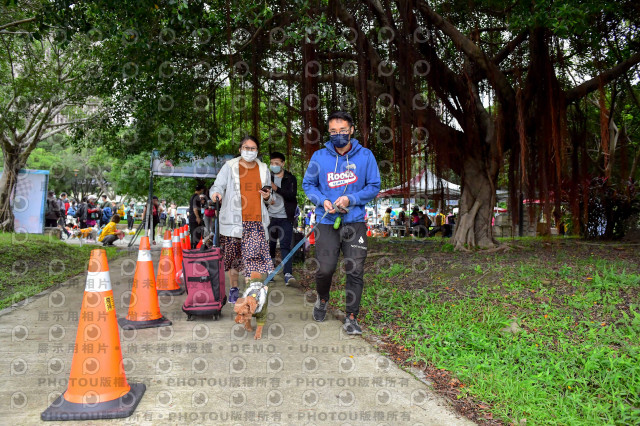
[380,205,456,237]
[45,191,127,244]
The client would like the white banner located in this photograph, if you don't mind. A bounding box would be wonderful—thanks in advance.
[0,169,49,233]
[152,155,233,178]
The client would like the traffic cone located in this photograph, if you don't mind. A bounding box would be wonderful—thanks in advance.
[184,225,191,250]
[308,225,316,245]
[118,236,171,329]
[180,225,188,250]
[172,229,184,286]
[366,226,372,237]
[196,235,203,249]
[157,230,184,296]
[41,249,145,421]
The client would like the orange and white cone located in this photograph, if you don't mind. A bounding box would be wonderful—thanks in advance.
[180,225,187,251]
[41,249,145,421]
[157,230,184,296]
[185,226,191,250]
[196,235,203,249]
[118,236,171,329]
[172,229,184,286]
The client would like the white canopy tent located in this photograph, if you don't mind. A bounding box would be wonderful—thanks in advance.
[377,169,461,199]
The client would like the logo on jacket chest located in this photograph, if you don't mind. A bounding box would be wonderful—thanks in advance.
[327,171,358,188]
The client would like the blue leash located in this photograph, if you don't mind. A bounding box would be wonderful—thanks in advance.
[263,209,330,286]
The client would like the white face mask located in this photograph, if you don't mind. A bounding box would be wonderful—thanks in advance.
[241,149,257,162]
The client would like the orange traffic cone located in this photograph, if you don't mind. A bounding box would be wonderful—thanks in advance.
[172,228,184,286]
[184,225,191,250]
[118,236,171,329]
[181,225,188,250]
[366,226,372,237]
[196,235,203,249]
[157,230,184,296]
[308,225,316,245]
[41,249,145,421]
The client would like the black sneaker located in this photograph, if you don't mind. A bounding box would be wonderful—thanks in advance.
[343,316,362,335]
[313,297,327,322]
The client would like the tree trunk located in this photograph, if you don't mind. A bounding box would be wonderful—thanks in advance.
[452,156,497,250]
[0,149,23,232]
[302,38,320,160]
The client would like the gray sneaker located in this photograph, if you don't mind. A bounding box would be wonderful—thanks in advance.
[313,297,327,322]
[343,316,362,335]
[284,273,296,286]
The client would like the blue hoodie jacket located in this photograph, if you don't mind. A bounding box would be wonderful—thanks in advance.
[303,138,381,225]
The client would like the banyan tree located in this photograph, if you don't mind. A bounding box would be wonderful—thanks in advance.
[240,0,640,249]
[40,0,640,248]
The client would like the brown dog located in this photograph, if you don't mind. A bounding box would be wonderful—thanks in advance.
[233,272,268,340]
[234,296,262,339]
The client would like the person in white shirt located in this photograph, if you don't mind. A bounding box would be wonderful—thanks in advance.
[168,203,177,230]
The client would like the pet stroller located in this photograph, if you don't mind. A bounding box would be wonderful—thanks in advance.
[181,201,226,320]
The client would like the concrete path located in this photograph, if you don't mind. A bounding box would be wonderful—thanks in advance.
[0,247,474,425]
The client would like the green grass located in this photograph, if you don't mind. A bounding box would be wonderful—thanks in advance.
[0,233,123,309]
[352,258,640,424]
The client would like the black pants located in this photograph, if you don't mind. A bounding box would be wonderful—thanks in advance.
[127,217,134,230]
[190,221,204,249]
[145,216,159,241]
[45,218,58,227]
[315,222,368,318]
[428,226,443,237]
[102,234,117,245]
[268,217,293,275]
[168,217,175,230]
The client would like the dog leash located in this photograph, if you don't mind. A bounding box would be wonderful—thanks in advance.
[263,203,349,286]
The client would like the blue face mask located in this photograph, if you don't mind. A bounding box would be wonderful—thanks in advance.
[330,133,350,148]
[269,165,282,174]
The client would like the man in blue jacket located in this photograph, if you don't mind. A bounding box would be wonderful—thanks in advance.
[302,111,381,335]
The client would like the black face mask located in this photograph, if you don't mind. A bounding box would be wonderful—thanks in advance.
[330,133,350,148]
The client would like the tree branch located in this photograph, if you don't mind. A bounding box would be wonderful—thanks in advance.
[565,52,640,103]
[414,0,516,106]
[20,102,48,141]
[234,10,296,52]
[261,68,357,86]
[0,17,36,32]
[366,0,466,120]
[492,30,528,65]
[23,102,65,144]
[0,31,34,35]
[46,117,91,128]
[38,125,73,145]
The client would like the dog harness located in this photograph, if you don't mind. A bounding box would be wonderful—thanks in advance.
[242,282,267,314]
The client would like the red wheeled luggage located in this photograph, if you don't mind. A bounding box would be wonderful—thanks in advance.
[181,201,226,320]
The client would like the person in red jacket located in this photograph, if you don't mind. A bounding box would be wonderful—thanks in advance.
[86,196,100,230]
